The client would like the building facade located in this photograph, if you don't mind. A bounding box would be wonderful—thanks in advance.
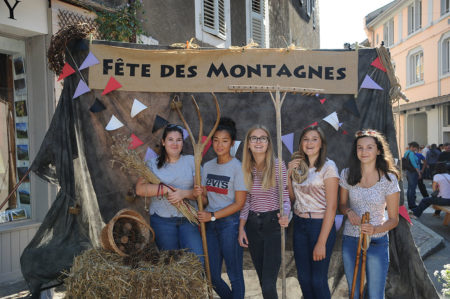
[0,0,320,285]
[365,0,450,153]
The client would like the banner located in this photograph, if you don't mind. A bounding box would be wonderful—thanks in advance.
[88,44,358,94]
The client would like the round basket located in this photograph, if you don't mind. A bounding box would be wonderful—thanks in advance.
[100,210,155,257]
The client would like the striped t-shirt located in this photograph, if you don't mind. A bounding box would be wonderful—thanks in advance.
[240,160,291,220]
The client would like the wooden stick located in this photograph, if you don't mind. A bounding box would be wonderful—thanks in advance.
[360,212,370,298]
[351,213,365,299]
[172,93,220,299]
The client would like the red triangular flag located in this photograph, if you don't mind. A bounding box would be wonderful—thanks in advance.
[398,205,412,225]
[371,57,387,72]
[342,130,348,135]
[128,134,144,149]
[102,76,122,95]
[201,136,212,157]
[306,121,318,129]
[320,98,326,104]
[58,63,75,81]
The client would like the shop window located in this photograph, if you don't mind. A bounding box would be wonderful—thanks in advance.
[408,0,422,35]
[247,0,268,47]
[441,0,449,16]
[383,18,394,47]
[0,52,30,224]
[407,47,424,86]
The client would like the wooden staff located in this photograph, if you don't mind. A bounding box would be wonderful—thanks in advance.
[172,93,220,299]
[350,212,370,299]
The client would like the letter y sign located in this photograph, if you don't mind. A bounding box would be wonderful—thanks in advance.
[3,0,21,20]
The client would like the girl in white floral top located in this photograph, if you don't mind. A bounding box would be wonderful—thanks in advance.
[339,129,400,299]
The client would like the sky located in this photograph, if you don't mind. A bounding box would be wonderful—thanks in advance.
[319,0,394,49]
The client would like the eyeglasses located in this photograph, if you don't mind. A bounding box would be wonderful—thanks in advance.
[249,136,269,143]
[355,130,377,137]
[166,124,183,130]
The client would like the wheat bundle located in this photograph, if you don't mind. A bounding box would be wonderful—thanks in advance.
[111,135,199,225]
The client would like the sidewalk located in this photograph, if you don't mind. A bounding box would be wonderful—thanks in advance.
[1,179,447,298]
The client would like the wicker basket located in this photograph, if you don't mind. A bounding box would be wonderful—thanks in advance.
[100,209,155,257]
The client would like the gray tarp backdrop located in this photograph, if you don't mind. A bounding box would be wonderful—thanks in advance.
[20,40,439,298]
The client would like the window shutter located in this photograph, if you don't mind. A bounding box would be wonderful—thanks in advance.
[202,0,226,39]
[408,5,413,34]
[251,0,265,47]
[218,0,226,37]
[389,19,394,46]
[383,25,388,45]
[441,0,446,15]
[444,39,450,74]
[415,0,422,30]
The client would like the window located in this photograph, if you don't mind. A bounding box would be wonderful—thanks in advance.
[203,0,227,40]
[407,48,424,86]
[0,45,31,224]
[442,35,450,76]
[306,0,313,17]
[383,19,394,47]
[408,0,422,35]
[376,33,379,45]
[441,0,449,15]
[248,0,268,47]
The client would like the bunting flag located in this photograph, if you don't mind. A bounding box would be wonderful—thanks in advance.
[130,98,148,117]
[144,147,158,162]
[306,121,318,129]
[315,93,320,97]
[342,130,348,135]
[79,52,100,70]
[323,112,340,131]
[281,133,294,154]
[128,133,144,149]
[152,115,169,133]
[89,98,106,113]
[371,57,387,72]
[399,206,412,225]
[182,128,189,140]
[230,140,241,157]
[319,98,326,104]
[72,79,90,99]
[201,136,212,157]
[360,75,383,90]
[339,122,343,128]
[105,115,124,131]
[343,98,360,117]
[335,215,344,231]
[102,76,122,95]
[57,63,75,81]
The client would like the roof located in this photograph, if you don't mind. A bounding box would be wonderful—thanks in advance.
[365,0,398,26]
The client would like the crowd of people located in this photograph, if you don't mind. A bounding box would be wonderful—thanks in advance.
[403,141,450,219]
[137,120,401,299]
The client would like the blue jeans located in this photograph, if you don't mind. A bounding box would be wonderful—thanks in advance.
[206,213,244,299]
[293,215,336,299]
[406,170,418,208]
[150,213,204,264]
[342,234,389,299]
[413,196,450,217]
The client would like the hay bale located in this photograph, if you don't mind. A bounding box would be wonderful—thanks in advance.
[64,248,210,298]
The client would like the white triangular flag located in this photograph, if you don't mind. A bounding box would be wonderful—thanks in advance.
[230,141,241,157]
[323,112,339,131]
[105,115,124,131]
[130,99,148,118]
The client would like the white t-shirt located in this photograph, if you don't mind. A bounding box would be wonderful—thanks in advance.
[433,173,450,199]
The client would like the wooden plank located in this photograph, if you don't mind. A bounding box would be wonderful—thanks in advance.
[1,232,12,273]
[10,230,20,272]
[19,229,28,255]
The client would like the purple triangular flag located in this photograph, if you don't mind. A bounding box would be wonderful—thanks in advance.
[73,79,90,99]
[282,133,294,154]
[79,52,100,70]
[360,75,383,90]
[339,122,343,128]
[182,128,189,140]
[144,147,158,162]
[335,215,344,231]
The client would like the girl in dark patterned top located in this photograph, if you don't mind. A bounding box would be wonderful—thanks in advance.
[339,129,400,299]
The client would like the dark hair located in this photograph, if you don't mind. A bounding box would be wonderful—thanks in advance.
[157,124,184,168]
[347,129,399,186]
[431,144,437,150]
[214,117,236,140]
[434,162,448,175]
[408,141,419,149]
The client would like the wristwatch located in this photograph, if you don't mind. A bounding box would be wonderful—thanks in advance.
[210,212,216,222]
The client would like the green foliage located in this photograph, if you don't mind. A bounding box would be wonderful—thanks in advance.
[95,1,146,43]
[434,264,450,296]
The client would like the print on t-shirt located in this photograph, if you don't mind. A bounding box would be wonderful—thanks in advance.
[205,174,230,195]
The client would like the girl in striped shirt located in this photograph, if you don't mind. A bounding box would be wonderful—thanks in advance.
[238,125,290,299]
